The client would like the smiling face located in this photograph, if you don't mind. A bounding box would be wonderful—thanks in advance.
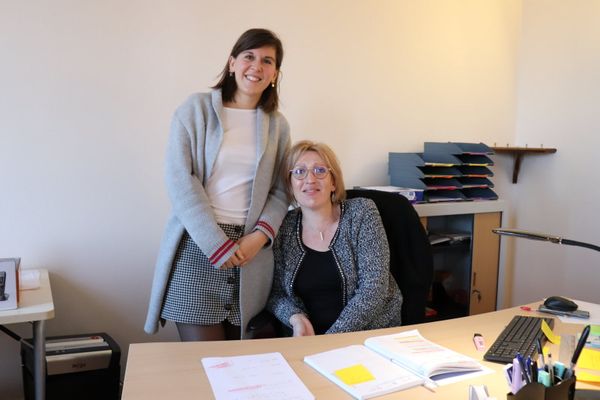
[228,46,278,108]
[291,151,336,211]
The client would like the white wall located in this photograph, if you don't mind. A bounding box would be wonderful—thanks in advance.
[507,0,600,305]
[1,1,519,397]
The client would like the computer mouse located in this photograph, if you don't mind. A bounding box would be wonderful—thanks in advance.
[543,296,578,312]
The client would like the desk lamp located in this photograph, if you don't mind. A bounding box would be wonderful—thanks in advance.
[492,228,600,252]
[493,227,597,318]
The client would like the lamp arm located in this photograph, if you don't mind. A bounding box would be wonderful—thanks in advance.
[562,239,600,252]
[493,228,600,253]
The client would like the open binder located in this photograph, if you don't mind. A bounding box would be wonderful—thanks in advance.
[304,329,485,400]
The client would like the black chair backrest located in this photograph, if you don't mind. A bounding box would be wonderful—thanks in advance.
[345,189,434,325]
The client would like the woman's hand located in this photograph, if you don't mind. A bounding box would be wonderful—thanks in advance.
[220,231,267,269]
[236,230,268,267]
[221,251,244,269]
[289,313,315,337]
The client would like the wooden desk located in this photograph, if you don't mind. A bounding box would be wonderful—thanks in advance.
[0,269,55,400]
[122,302,598,399]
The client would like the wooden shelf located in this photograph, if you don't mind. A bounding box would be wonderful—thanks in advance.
[491,147,557,183]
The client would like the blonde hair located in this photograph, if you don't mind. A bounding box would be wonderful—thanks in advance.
[283,140,346,205]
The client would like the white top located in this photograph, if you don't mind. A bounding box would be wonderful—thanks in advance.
[205,107,257,225]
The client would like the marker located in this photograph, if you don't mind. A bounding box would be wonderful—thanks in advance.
[517,353,531,384]
[564,324,591,380]
[511,357,523,393]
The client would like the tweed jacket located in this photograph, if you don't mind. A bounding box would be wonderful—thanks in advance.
[267,198,403,333]
[144,90,290,336]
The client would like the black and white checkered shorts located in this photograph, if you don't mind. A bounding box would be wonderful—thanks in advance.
[160,224,244,326]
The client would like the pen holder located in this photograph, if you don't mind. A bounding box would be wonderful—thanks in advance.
[507,376,576,400]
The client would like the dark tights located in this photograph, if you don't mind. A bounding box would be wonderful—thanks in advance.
[176,320,241,341]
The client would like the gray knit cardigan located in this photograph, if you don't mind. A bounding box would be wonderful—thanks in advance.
[144,90,290,336]
[267,198,403,333]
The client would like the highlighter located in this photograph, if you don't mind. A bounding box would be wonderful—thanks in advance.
[473,333,485,351]
[538,370,551,387]
[553,361,566,380]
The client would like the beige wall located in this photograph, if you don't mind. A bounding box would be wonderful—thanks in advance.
[1,1,525,397]
[508,0,600,306]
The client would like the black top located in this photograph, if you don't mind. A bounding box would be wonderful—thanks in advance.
[294,246,344,334]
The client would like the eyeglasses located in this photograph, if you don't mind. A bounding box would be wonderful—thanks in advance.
[289,165,330,180]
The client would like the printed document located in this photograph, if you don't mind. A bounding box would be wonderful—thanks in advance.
[201,352,314,400]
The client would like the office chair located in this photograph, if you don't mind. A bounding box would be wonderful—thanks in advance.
[345,189,433,325]
[246,189,434,338]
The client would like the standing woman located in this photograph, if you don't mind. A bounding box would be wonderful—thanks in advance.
[145,29,290,341]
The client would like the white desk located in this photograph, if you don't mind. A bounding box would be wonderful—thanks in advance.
[122,301,599,399]
[0,269,55,400]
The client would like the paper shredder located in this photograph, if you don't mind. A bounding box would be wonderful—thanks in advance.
[21,332,121,400]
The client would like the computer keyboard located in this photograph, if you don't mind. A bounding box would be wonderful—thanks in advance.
[483,315,554,364]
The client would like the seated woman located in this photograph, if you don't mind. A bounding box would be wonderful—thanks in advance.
[267,140,402,336]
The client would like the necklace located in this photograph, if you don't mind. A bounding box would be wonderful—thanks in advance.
[303,205,340,241]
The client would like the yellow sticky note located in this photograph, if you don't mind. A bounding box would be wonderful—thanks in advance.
[575,370,600,383]
[578,348,600,370]
[334,364,375,385]
[541,320,561,344]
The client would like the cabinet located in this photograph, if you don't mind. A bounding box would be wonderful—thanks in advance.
[414,200,504,320]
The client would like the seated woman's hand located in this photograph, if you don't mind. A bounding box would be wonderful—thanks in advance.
[289,313,315,337]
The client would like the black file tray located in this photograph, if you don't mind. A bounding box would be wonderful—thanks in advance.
[425,142,494,155]
[423,177,463,189]
[457,165,494,177]
[456,153,494,166]
[418,165,462,178]
[458,177,494,188]
[426,189,467,202]
[462,187,498,200]
[388,142,497,203]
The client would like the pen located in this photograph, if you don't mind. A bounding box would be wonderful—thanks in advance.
[526,356,534,382]
[547,353,555,384]
[536,337,546,369]
[564,324,591,380]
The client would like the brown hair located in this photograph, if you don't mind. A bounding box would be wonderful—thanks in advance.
[212,28,283,113]
[283,140,346,205]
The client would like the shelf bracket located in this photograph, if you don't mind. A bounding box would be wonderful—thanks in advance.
[491,147,557,183]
